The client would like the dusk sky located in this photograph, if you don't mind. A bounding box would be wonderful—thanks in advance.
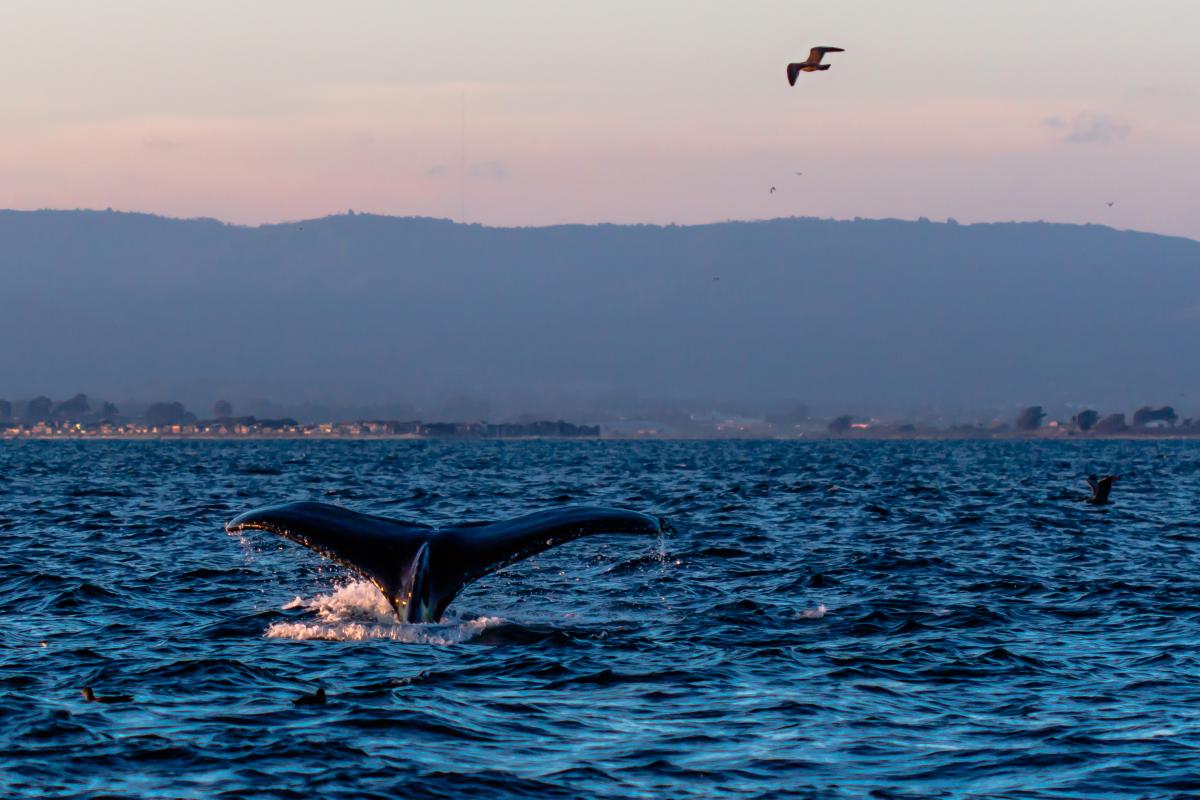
[2,1,1197,237]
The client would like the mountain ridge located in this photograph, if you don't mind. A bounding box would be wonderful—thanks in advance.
[2,209,1197,421]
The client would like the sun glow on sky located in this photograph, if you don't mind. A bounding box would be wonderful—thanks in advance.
[1,1,1197,237]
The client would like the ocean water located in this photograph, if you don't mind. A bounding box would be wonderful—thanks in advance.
[2,439,1199,799]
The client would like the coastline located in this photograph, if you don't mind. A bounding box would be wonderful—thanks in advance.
[3,430,1197,442]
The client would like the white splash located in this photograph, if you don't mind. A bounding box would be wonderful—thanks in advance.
[265,580,504,644]
[798,603,827,619]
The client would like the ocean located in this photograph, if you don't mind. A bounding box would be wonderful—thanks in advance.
[2,439,1198,798]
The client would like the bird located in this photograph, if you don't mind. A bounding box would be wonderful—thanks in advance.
[795,171,803,176]
[1086,474,1118,505]
[788,47,845,85]
[1106,202,1114,208]
[293,687,327,707]
[769,186,777,194]
[81,687,133,704]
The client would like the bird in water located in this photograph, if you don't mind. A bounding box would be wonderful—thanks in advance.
[788,47,845,85]
[293,687,327,707]
[1086,474,1118,505]
[81,687,133,704]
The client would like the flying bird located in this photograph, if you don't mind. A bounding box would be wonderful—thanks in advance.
[788,47,845,85]
[769,186,777,194]
[1106,202,1114,207]
[1086,474,1118,505]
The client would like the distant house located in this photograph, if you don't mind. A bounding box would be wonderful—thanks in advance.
[1132,406,1177,428]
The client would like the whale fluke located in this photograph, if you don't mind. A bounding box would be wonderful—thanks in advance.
[226,502,666,622]
[1086,474,1118,505]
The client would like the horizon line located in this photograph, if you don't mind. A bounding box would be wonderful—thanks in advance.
[0,206,1192,243]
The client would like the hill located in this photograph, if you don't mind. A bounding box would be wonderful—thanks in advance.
[1,210,1196,421]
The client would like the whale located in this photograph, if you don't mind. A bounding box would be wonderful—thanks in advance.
[226,501,666,623]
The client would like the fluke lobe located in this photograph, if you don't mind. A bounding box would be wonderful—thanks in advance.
[226,502,666,622]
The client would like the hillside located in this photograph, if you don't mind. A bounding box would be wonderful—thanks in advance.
[1,210,1197,421]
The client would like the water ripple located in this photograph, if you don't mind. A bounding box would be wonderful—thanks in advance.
[2,439,1199,797]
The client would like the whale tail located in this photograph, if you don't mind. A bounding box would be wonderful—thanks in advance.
[226,502,666,622]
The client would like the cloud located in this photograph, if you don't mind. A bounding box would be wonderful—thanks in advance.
[348,130,376,148]
[468,160,509,180]
[425,161,510,180]
[1042,112,1131,144]
[142,137,185,151]
[1127,84,1197,102]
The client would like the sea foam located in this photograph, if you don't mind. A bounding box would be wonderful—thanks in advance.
[265,580,503,644]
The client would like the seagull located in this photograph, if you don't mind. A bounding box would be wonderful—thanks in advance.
[293,687,327,707]
[795,172,803,176]
[1086,474,1118,505]
[82,687,133,704]
[788,47,845,85]
[1106,202,1114,207]
[769,186,777,194]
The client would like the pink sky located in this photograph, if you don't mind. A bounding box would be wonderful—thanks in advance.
[2,1,1197,238]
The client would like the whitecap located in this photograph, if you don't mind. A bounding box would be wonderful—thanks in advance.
[798,603,827,619]
[265,580,504,644]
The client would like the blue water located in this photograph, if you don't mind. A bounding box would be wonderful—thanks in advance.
[2,440,1199,799]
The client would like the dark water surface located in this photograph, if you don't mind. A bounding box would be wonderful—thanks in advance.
[2,440,1199,798]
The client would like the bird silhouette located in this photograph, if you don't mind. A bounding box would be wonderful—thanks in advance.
[795,171,803,176]
[1086,474,1118,505]
[788,47,845,85]
[82,687,133,704]
[293,687,327,707]
[1106,202,1114,207]
[769,186,777,194]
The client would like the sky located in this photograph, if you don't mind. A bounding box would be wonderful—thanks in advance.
[1,1,1198,238]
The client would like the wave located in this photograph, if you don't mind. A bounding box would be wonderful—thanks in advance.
[797,603,827,619]
[264,580,504,644]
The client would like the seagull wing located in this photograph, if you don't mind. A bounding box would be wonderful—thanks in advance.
[787,62,802,86]
[809,46,845,63]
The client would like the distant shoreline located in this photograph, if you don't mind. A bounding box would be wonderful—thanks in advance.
[3,431,1198,442]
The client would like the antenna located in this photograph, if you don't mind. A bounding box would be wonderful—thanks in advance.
[459,92,466,225]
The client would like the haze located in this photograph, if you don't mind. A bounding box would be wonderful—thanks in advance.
[2,2,1199,238]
